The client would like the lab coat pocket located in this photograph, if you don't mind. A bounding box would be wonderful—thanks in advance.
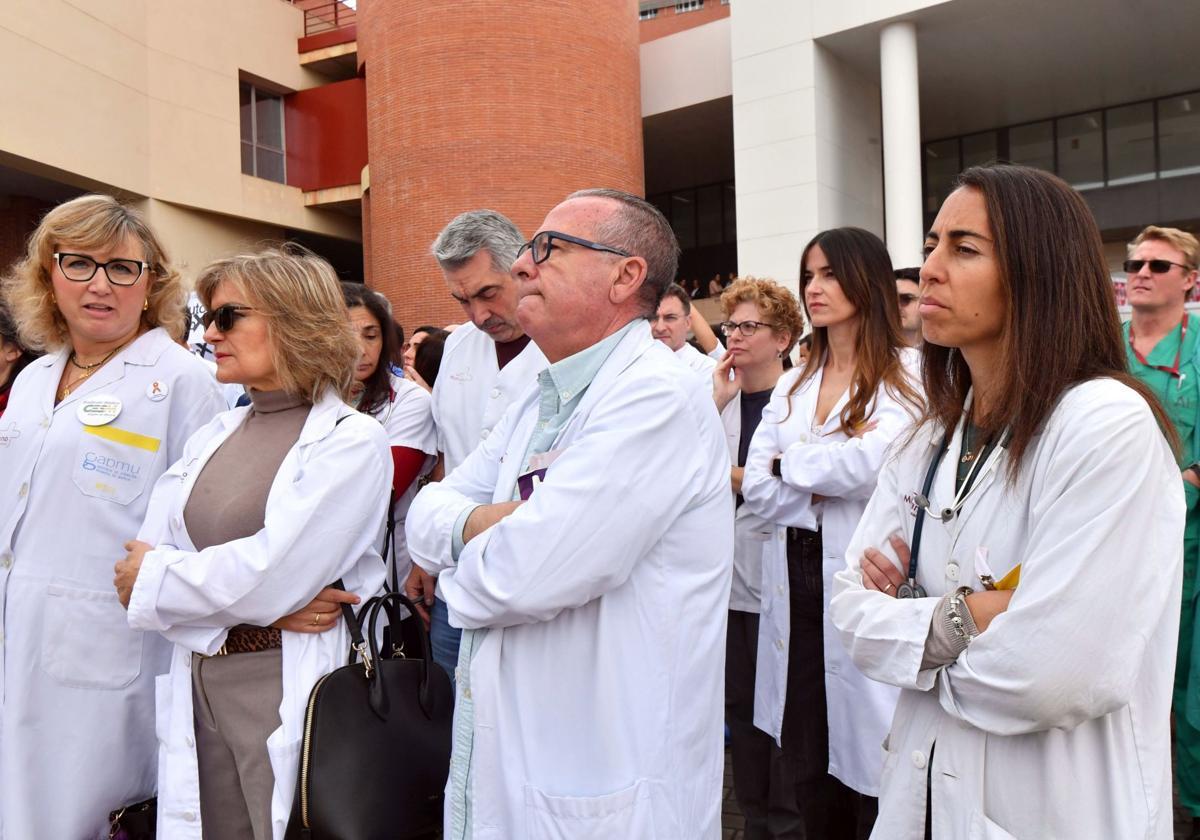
[72,425,159,505]
[969,810,1018,839]
[42,583,144,689]
[524,779,656,840]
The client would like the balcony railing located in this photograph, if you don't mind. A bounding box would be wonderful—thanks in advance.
[292,1,357,38]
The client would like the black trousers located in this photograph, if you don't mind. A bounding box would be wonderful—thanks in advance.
[782,528,877,840]
[727,609,803,839]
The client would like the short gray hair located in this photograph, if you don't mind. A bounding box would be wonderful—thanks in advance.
[431,209,524,275]
[567,188,680,317]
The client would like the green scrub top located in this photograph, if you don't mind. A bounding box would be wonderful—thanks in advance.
[1125,315,1200,538]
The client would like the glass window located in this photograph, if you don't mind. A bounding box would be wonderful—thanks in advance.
[1056,112,1104,190]
[924,139,960,214]
[1008,121,1054,173]
[961,131,998,169]
[697,185,723,247]
[238,82,286,184]
[675,0,703,12]
[671,191,696,250]
[639,8,658,19]
[1106,102,1155,186]
[1159,94,1200,179]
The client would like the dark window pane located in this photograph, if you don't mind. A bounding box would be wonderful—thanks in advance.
[1106,102,1155,186]
[1159,94,1200,179]
[672,191,696,250]
[723,183,736,243]
[924,139,959,214]
[239,83,253,143]
[697,185,722,246]
[254,92,283,149]
[241,141,254,176]
[961,131,997,169]
[1008,121,1054,173]
[1057,112,1103,190]
[256,148,285,183]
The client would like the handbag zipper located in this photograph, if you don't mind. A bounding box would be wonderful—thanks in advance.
[299,671,334,829]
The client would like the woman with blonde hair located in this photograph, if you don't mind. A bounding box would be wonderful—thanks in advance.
[712,277,806,838]
[0,194,226,838]
[113,245,391,839]
[741,228,922,838]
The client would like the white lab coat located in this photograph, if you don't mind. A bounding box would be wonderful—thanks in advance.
[431,322,547,475]
[374,373,438,585]
[126,389,391,840]
[720,393,773,613]
[0,328,224,840]
[829,379,1183,839]
[407,323,733,839]
[676,340,718,376]
[741,364,918,796]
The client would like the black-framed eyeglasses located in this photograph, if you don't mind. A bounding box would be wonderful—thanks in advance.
[1124,259,1196,275]
[201,304,254,332]
[53,252,149,286]
[720,319,777,337]
[516,230,632,265]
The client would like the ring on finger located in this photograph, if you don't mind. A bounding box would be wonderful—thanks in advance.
[311,612,322,626]
[884,583,894,592]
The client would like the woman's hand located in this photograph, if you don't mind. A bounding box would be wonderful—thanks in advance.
[860,534,909,597]
[404,365,432,394]
[272,586,361,634]
[114,540,152,608]
[964,590,1014,633]
[712,352,741,414]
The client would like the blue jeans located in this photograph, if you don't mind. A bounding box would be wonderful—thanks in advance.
[430,596,463,689]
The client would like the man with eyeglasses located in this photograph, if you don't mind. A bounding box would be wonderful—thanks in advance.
[652,283,725,377]
[894,267,922,346]
[407,188,733,840]
[1123,223,1200,837]
[408,210,549,686]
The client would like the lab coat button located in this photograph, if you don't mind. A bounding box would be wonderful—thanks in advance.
[40,418,49,429]
[946,562,960,581]
[911,751,927,770]
[777,585,785,596]
[798,434,808,443]
[18,483,28,499]
[172,516,183,530]
[0,554,10,569]
[464,687,472,700]
[183,811,197,822]
[480,429,489,440]
[775,638,785,652]
[186,735,195,747]
[490,388,501,398]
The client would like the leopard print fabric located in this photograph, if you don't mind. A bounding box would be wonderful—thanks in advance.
[223,625,283,654]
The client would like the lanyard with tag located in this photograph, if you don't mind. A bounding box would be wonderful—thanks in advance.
[1129,313,1188,378]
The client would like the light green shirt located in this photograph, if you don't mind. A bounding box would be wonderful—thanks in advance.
[448,320,640,840]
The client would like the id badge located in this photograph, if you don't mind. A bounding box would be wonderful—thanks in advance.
[515,448,565,501]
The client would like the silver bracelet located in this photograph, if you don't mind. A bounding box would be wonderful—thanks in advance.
[945,586,979,646]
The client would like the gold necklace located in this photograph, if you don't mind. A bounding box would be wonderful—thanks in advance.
[58,367,98,401]
[69,348,118,371]
[57,339,133,401]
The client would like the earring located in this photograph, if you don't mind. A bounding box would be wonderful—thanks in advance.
[143,298,149,312]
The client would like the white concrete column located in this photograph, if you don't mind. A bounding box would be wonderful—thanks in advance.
[879,21,924,267]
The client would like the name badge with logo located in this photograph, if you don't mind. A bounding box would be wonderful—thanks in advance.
[77,396,122,426]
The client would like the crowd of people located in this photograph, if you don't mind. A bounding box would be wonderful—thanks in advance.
[0,163,1197,840]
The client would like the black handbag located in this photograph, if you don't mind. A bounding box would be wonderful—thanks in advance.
[283,590,454,840]
[107,797,155,840]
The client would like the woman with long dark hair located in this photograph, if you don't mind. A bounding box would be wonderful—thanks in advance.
[342,283,437,588]
[742,227,921,839]
[831,164,1182,839]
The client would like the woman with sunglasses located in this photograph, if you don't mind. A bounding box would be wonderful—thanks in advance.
[830,165,1183,839]
[342,282,437,599]
[711,277,806,837]
[113,246,391,840]
[741,228,922,839]
[0,194,226,838]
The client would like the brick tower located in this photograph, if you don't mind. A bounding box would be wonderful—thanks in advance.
[358,0,644,329]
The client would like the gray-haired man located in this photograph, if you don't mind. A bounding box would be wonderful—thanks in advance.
[405,210,547,682]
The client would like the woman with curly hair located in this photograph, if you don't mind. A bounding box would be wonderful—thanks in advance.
[0,194,225,838]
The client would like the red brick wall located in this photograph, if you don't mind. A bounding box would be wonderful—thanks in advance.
[358,0,645,330]
[639,1,730,44]
[0,196,54,277]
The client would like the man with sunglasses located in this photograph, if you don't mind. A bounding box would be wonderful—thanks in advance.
[407,188,733,840]
[1123,223,1200,837]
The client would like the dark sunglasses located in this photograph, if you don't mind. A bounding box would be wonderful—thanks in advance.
[201,304,253,332]
[1124,259,1195,275]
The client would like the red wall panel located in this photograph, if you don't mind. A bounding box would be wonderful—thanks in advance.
[285,77,368,193]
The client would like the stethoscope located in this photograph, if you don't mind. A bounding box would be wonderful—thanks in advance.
[895,427,1010,599]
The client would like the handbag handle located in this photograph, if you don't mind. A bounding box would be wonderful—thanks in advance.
[366,591,436,719]
[330,580,373,675]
